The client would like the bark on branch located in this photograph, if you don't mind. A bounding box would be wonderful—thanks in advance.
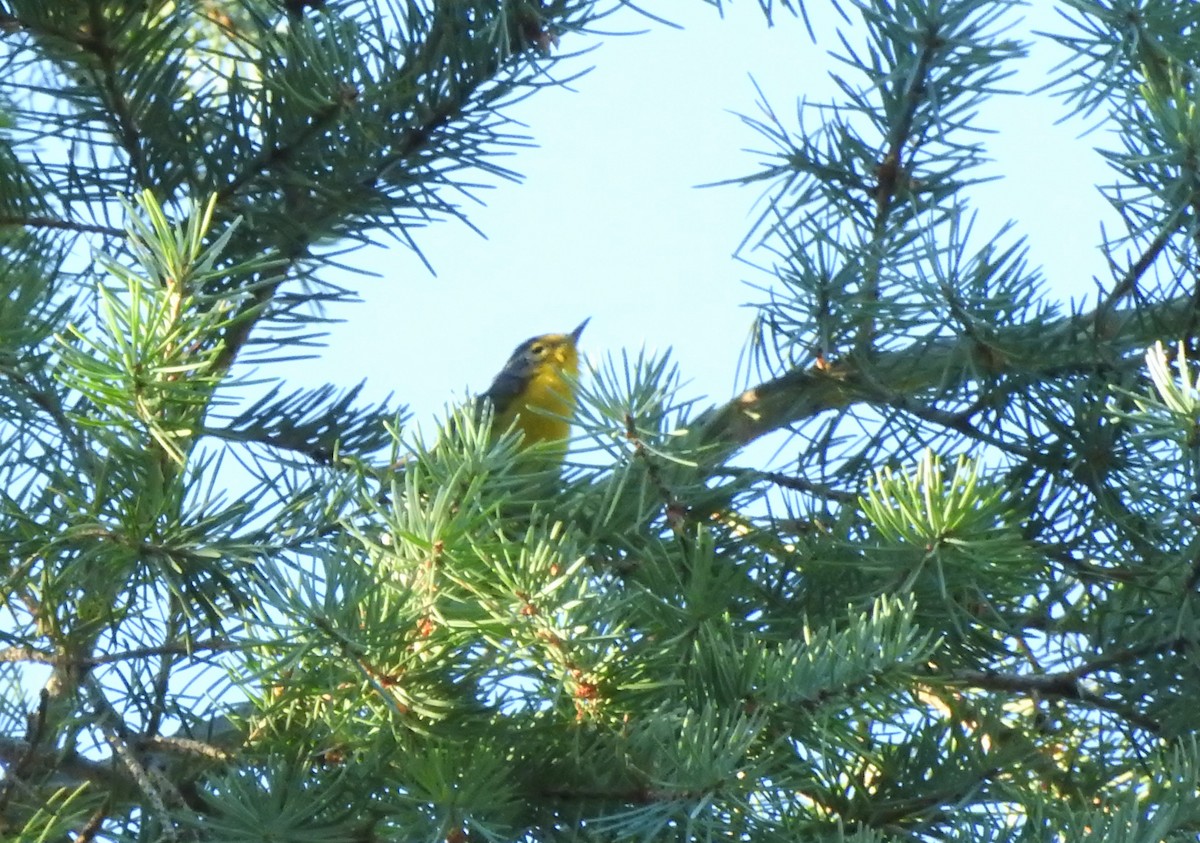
[700,296,1196,453]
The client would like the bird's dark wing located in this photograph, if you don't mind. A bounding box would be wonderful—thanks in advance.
[480,369,526,418]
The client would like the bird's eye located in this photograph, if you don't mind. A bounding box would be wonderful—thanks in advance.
[530,343,545,356]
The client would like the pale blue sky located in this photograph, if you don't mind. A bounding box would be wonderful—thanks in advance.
[287,1,1117,437]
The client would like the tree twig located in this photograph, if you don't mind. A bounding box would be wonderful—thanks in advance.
[0,214,126,237]
[856,16,943,356]
[1096,217,1178,320]
[950,669,1161,735]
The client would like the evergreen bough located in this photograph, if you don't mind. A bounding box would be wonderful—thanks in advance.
[2,1,1200,840]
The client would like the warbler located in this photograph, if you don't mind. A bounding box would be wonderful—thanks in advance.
[479,318,589,450]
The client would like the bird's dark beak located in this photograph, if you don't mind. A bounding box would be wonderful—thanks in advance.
[570,318,590,343]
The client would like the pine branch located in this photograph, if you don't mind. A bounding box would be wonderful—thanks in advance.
[209,12,548,371]
[0,700,240,814]
[0,689,49,815]
[0,646,55,664]
[215,86,361,203]
[0,214,125,236]
[701,294,1200,451]
[856,11,945,356]
[538,783,721,804]
[0,362,97,475]
[202,381,400,464]
[0,735,131,792]
[950,669,1162,735]
[711,466,857,502]
[75,806,108,843]
[1096,215,1179,318]
[75,2,148,189]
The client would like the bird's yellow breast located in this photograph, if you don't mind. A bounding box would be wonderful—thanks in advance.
[497,350,578,446]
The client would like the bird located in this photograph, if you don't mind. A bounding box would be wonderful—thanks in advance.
[478,318,589,452]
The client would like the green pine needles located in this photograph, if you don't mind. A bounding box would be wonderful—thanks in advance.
[4,0,1200,841]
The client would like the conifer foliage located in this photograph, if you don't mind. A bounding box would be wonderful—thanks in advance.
[3,1,1200,840]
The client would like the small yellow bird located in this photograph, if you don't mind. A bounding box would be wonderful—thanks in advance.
[479,319,589,450]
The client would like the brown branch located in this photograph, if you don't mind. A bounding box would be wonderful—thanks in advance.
[0,726,238,824]
[0,12,141,192]
[0,214,126,237]
[1040,543,1144,585]
[369,100,463,186]
[202,92,364,378]
[146,611,184,739]
[102,731,180,839]
[0,689,49,813]
[1072,637,1194,680]
[199,423,338,465]
[950,669,1162,734]
[1096,218,1178,320]
[711,466,856,503]
[212,11,485,376]
[539,784,718,804]
[700,295,1200,454]
[75,804,110,843]
[0,734,129,792]
[857,19,943,356]
[0,646,55,665]
[624,412,685,532]
[136,735,233,763]
[875,388,1048,464]
[210,1,559,376]
[212,98,463,376]
[216,90,359,204]
[80,1,147,188]
[0,363,97,476]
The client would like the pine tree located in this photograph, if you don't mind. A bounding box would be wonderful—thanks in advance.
[3,1,1200,841]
